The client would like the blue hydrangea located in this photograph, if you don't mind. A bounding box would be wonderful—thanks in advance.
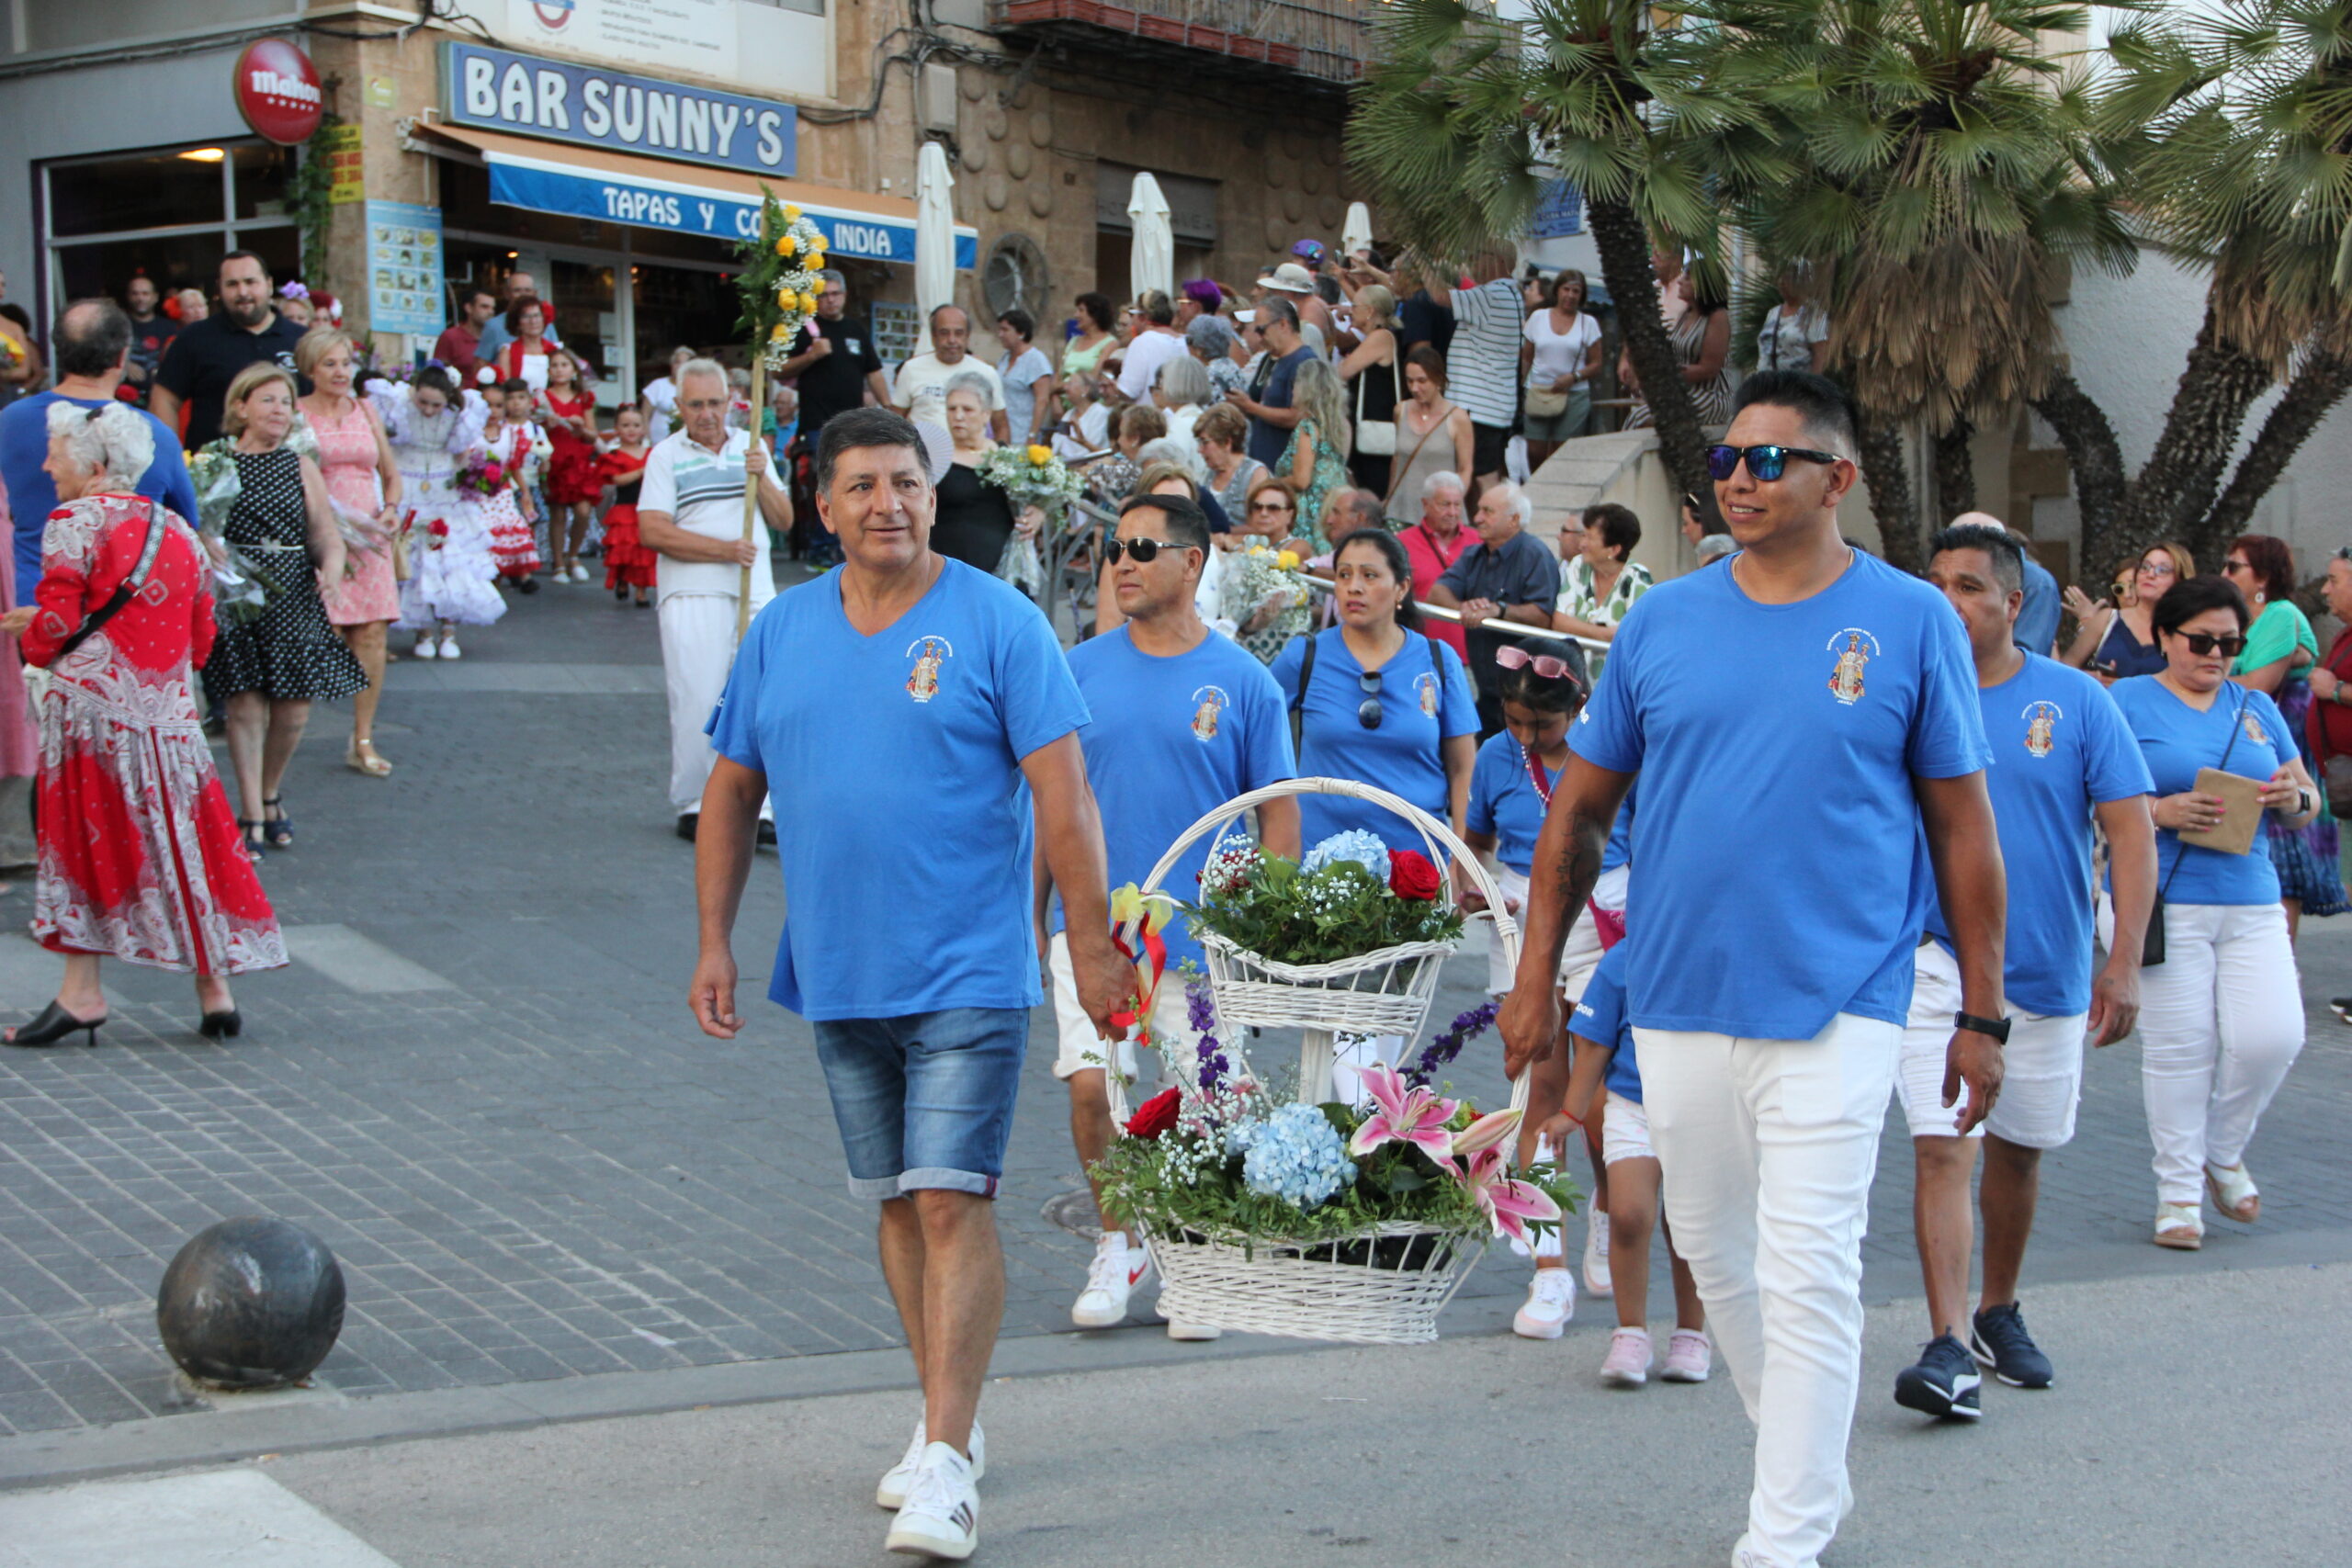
[1232,1103,1358,1209]
[1302,830,1390,884]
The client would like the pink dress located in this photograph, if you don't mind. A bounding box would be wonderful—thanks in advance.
[311,399,402,626]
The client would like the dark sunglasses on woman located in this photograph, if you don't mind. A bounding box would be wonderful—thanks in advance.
[1704,443,1844,483]
[2174,631,2247,658]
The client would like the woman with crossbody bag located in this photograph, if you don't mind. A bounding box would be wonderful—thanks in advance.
[2104,576,2318,1250]
[0,402,285,1049]
[1381,346,1476,525]
[1338,283,1402,499]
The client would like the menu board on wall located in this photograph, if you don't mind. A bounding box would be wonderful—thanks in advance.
[365,200,447,337]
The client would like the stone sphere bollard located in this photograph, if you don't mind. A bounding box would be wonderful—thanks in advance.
[156,1218,346,1390]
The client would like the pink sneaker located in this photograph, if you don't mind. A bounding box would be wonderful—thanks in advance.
[1600,1326,1652,1387]
[1661,1328,1712,1382]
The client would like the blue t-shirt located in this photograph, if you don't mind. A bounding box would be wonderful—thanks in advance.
[1247,345,1315,468]
[1570,549,1991,1039]
[1569,944,1643,1105]
[2107,676,2293,907]
[1601,781,1636,874]
[707,558,1090,1021]
[1465,732,1555,874]
[1271,627,1478,852]
[1924,652,2153,1016]
[0,392,200,600]
[2015,555,2062,657]
[1055,626,1296,971]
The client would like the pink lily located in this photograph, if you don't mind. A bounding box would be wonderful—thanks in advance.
[1445,1107,1523,1168]
[1346,1065,1460,1161]
[1453,1145,1563,1250]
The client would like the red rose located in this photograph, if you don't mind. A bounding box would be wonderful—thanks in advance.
[1125,1087,1182,1140]
[427,519,449,536]
[1388,849,1442,901]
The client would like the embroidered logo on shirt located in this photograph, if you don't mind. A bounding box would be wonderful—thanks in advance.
[1826,628,1881,706]
[904,636,953,703]
[1190,684,1227,742]
[2245,711,2267,746]
[1416,672,1439,716]
[2023,700,2062,759]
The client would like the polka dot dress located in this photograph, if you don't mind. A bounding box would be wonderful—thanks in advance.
[205,447,369,702]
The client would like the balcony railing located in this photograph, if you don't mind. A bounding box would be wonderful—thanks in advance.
[990,0,1376,85]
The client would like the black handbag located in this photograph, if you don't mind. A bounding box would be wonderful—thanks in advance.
[2143,687,2247,967]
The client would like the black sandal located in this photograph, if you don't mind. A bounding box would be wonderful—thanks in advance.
[262,796,293,848]
[238,820,268,860]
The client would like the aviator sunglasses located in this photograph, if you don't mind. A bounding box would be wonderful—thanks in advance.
[1704,444,1843,483]
[1102,536,1189,564]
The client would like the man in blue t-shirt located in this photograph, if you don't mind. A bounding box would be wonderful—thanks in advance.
[1046,491,1299,1337]
[0,299,199,603]
[694,408,1128,1561]
[1888,524,2156,1418]
[1227,294,1314,469]
[1498,371,2007,1568]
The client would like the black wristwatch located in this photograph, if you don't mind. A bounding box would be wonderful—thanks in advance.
[1954,1010,2011,1044]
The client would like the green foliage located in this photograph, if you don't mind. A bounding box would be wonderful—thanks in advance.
[291,116,341,290]
[1184,854,1464,968]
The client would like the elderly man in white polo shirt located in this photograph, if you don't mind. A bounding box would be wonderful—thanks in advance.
[638,358,793,841]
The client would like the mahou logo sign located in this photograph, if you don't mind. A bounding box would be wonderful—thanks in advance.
[234,39,324,146]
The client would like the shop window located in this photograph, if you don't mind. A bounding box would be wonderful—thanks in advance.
[40,139,300,314]
[49,150,227,237]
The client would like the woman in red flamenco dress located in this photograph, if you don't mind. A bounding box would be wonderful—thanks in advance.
[538,348,604,582]
[597,403,656,607]
[0,404,286,1048]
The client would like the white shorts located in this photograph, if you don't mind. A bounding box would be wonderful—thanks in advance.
[1894,941,2087,1148]
[1600,1089,1654,1166]
[1049,931,1194,1083]
[1489,863,1629,998]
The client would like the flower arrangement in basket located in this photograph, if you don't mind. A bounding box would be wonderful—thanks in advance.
[1097,787,1569,1344]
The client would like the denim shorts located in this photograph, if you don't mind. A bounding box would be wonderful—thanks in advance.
[809,1007,1029,1200]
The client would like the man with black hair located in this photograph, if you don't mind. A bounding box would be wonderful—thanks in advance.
[1045,491,1297,1339]
[122,274,176,402]
[1893,522,2155,1418]
[151,252,307,449]
[0,299,198,601]
[1502,367,2007,1568]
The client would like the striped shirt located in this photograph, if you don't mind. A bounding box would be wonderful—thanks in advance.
[1446,278,1525,428]
[639,426,782,605]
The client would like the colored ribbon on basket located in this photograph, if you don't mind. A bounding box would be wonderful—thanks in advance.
[1107,884,1171,1038]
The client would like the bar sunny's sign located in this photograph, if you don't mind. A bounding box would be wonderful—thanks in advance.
[440,41,797,177]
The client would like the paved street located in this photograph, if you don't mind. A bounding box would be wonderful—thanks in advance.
[0,571,2346,1528]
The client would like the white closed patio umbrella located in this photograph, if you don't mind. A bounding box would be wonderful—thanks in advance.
[1128,172,1173,302]
[915,140,956,355]
[1342,201,1374,261]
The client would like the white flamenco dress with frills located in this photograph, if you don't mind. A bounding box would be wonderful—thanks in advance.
[374,384,506,629]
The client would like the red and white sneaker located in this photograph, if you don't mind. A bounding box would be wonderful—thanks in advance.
[1661,1328,1713,1382]
[1071,1234,1153,1328]
[1511,1267,1577,1339]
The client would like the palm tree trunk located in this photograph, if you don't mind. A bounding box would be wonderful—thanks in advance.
[2030,369,2127,577]
[2110,305,2273,563]
[2201,349,2352,546]
[1933,417,1974,524]
[1857,414,1921,572]
[1586,194,1713,508]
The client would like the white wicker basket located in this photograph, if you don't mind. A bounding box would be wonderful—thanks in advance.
[1116,777,1527,1345]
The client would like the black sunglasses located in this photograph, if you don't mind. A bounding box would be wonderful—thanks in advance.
[1357,670,1383,729]
[1705,444,1844,483]
[2173,631,2247,658]
[1103,536,1189,564]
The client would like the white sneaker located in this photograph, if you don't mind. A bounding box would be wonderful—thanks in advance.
[1512,1267,1577,1339]
[876,1419,984,1510]
[887,1441,978,1560]
[573,562,593,583]
[1583,1210,1613,1297]
[437,636,462,660]
[1071,1234,1153,1329]
[413,637,437,660]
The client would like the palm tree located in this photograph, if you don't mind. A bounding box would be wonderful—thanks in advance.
[1346,0,1735,505]
[1696,0,2134,569]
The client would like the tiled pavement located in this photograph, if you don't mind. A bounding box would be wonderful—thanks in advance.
[0,571,2346,1440]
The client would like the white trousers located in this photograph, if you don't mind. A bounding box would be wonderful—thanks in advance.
[659,593,769,818]
[2129,900,2305,1204]
[1635,1012,1899,1568]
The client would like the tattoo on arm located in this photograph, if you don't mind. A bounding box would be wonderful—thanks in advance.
[1550,809,1603,955]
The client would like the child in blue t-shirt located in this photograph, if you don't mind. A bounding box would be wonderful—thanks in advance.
[1565,944,1711,1388]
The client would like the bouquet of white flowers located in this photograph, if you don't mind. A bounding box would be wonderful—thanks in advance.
[978,442,1085,515]
[185,441,243,536]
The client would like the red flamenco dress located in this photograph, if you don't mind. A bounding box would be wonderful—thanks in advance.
[597,446,656,592]
[22,494,286,976]
[543,389,604,506]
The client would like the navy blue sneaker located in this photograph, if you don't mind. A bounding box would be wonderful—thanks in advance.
[1894,1332,1982,1419]
[1972,1301,2054,1389]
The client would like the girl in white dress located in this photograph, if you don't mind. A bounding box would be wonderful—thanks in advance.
[374,367,503,659]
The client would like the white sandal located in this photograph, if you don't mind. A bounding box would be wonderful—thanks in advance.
[2205,1162,2261,1223]
[2154,1201,2204,1250]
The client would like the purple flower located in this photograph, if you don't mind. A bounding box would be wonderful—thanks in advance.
[1186,973,1227,1091]
[1406,1001,1498,1089]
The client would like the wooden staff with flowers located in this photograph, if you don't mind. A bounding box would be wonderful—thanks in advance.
[729,192,830,643]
